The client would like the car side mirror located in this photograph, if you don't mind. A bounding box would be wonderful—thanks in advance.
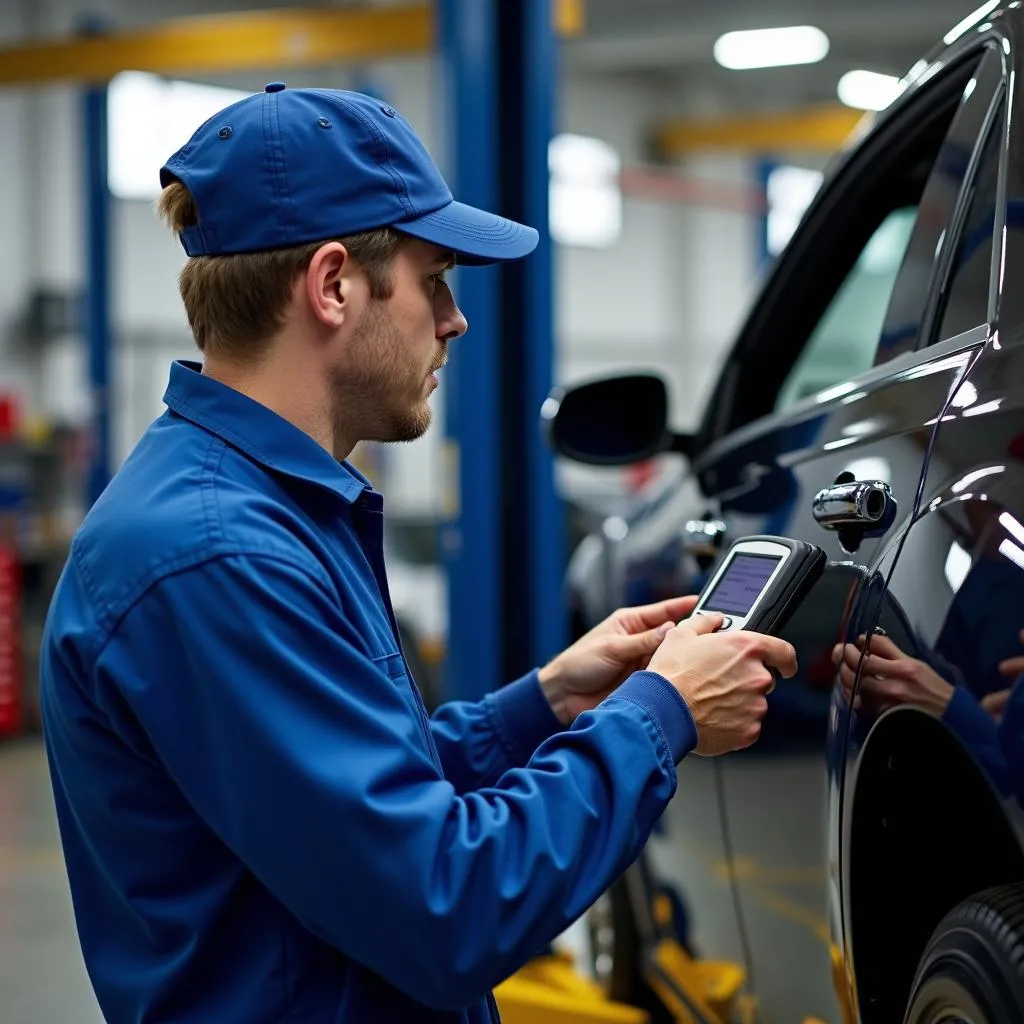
[540,373,692,466]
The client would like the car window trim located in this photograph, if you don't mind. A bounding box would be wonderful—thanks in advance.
[692,324,991,473]
[914,66,1007,352]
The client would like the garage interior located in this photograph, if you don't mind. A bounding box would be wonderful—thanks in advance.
[0,2,1001,1023]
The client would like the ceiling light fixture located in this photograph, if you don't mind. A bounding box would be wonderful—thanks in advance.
[944,1,1000,45]
[713,25,829,70]
[837,69,904,111]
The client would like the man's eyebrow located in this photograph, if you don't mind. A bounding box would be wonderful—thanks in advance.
[433,251,456,270]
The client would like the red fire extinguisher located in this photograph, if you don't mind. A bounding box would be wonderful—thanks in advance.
[0,544,23,736]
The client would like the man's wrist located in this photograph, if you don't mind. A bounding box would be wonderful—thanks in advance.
[538,660,572,726]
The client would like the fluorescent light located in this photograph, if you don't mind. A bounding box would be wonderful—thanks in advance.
[108,71,251,200]
[713,26,829,70]
[838,70,904,111]
[844,457,891,483]
[549,133,622,249]
[766,165,823,255]
[842,417,886,438]
[963,399,1003,416]
[952,466,1003,493]
[950,381,979,408]
[944,1,1000,45]
[1000,511,1024,547]
[944,541,972,592]
[999,537,1024,571]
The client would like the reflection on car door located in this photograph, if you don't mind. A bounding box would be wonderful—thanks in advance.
[690,49,1001,744]
[837,51,1024,1016]
[674,42,1006,1019]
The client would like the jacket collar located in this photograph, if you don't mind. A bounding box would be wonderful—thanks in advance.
[162,360,371,504]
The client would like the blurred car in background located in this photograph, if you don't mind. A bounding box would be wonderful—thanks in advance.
[546,6,1024,1021]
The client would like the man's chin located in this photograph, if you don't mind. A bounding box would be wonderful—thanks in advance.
[373,404,433,444]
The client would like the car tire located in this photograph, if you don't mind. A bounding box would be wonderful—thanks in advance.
[904,883,1024,1024]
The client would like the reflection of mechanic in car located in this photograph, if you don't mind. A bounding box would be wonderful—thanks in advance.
[834,627,1024,802]
[931,499,1024,701]
[831,494,1024,796]
[833,628,1024,721]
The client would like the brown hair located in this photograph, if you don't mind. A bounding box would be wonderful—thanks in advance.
[157,181,402,358]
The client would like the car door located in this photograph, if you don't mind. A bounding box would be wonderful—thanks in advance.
[660,37,1006,1021]
[834,34,1024,1021]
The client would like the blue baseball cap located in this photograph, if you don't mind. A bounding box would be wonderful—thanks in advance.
[160,83,539,266]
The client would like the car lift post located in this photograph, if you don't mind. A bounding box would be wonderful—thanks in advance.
[438,2,758,1022]
[437,0,566,706]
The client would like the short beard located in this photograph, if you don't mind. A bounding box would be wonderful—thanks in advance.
[331,300,435,447]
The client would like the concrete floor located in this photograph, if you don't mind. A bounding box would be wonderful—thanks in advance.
[0,738,840,1024]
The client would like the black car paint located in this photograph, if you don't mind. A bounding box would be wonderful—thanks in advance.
[556,8,1024,1021]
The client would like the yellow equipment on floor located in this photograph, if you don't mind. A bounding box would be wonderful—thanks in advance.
[492,849,836,1024]
[494,852,752,1024]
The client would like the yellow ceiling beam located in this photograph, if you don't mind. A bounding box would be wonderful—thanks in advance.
[657,104,869,157]
[0,6,433,86]
[555,0,586,36]
[0,2,584,88]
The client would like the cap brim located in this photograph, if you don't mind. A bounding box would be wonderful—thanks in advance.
[395,201,539,266]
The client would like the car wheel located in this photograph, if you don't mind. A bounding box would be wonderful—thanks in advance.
[904,884,1024,1024]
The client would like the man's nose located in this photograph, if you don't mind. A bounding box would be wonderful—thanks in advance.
[436,285,469,341]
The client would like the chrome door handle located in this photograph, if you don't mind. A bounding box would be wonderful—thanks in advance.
[812,480,895,532]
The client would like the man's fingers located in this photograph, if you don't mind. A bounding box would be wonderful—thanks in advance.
[999,655,1024,679]
[623,595,699,629]
[859,653,917,680]
[611,625,670,659]
[675,611,723,637]
[752,634,798,679]
[981,688,1012,716]
[862,633,906,661]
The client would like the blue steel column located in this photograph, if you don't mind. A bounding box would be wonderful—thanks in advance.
[519,0,566,670]
[83,83,112,507]
[437,0,502,702]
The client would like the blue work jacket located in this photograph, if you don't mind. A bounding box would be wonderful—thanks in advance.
[40,360,697,1023]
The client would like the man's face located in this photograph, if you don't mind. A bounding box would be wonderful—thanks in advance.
[333,240,466,445]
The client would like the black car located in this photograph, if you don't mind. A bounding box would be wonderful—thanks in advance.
[546,5,1024,1021]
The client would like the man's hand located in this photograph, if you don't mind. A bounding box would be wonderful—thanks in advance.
[982,628,1024,722]
[647,613,797,756]
[832,633,954,716]
[539,596,700,725]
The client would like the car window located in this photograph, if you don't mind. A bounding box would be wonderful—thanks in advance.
[771,52,1004,414]
[774,207,916,411]
[932,101,1004,343]
[873,48,1004,365]
[705,51,994,442]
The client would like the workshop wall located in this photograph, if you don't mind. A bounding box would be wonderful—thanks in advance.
[0,0,761,519]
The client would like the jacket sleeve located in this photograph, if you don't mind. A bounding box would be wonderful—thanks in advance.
[94,553,697,1012]
[941,685,1007,794]
[428,671,565,793]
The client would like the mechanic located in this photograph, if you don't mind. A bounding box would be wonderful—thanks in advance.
[39,85,796,1024]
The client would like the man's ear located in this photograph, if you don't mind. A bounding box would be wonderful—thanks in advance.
[305,242,357,328]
